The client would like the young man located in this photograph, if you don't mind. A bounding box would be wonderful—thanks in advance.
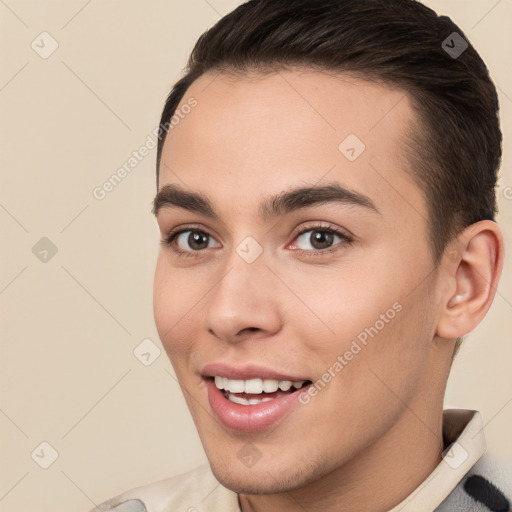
[92,0,510,510]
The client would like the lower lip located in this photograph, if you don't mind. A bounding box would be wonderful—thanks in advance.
[204,378,310,432]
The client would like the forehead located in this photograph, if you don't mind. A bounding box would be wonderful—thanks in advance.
[159,69,426,225]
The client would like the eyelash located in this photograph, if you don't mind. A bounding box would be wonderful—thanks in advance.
[160,223,353,259]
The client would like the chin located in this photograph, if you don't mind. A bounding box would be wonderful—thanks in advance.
[208,457,321,495]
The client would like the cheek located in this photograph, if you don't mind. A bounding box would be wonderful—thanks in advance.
[279,260,402,348]
[153,255,204,361]
[284,250,429,375]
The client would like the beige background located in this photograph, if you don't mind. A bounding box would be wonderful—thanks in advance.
[0,1,511,510]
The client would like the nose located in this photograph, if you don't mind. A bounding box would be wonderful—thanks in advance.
[203,251,283,344]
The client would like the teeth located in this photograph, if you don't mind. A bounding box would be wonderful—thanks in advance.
[228,395,274,405]
[263,379,279,393]
[245,378,263,394]
[228,377,245,393]
[214,376,307,394]
[227,395,249,406]
[278,380,292,391]
[214,376,225,390]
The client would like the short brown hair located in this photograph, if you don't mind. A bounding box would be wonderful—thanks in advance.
[156,0,501,264]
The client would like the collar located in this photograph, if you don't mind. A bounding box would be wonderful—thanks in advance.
[388,409,486,511]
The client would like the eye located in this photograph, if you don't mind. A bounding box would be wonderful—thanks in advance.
[291,225,352,254]
[161,227,221,256]
[161,223,352,258]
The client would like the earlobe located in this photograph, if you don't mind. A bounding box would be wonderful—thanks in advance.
[436,220,504,340]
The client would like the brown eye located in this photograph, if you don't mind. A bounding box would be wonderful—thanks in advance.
[173,230,220,252]
[295,228,347,252]
[184,231,209,250]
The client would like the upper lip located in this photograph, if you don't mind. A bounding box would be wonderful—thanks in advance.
[201,362,311,382]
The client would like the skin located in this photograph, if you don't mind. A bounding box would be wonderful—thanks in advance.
[152,69,503,512]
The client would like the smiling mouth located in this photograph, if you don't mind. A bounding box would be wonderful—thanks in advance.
[211,376,313,406]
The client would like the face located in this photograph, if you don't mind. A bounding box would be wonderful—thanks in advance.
[153,69,444,494]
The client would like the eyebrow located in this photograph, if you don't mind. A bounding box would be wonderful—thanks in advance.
[151,182,379,220]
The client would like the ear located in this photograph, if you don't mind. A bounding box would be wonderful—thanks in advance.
[436,220,504,339]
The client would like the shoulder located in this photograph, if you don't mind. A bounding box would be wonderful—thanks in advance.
[90,463,240,512]
[437,451,512,511]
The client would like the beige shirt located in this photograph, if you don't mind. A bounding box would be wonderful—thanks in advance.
[92,409,488,512]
